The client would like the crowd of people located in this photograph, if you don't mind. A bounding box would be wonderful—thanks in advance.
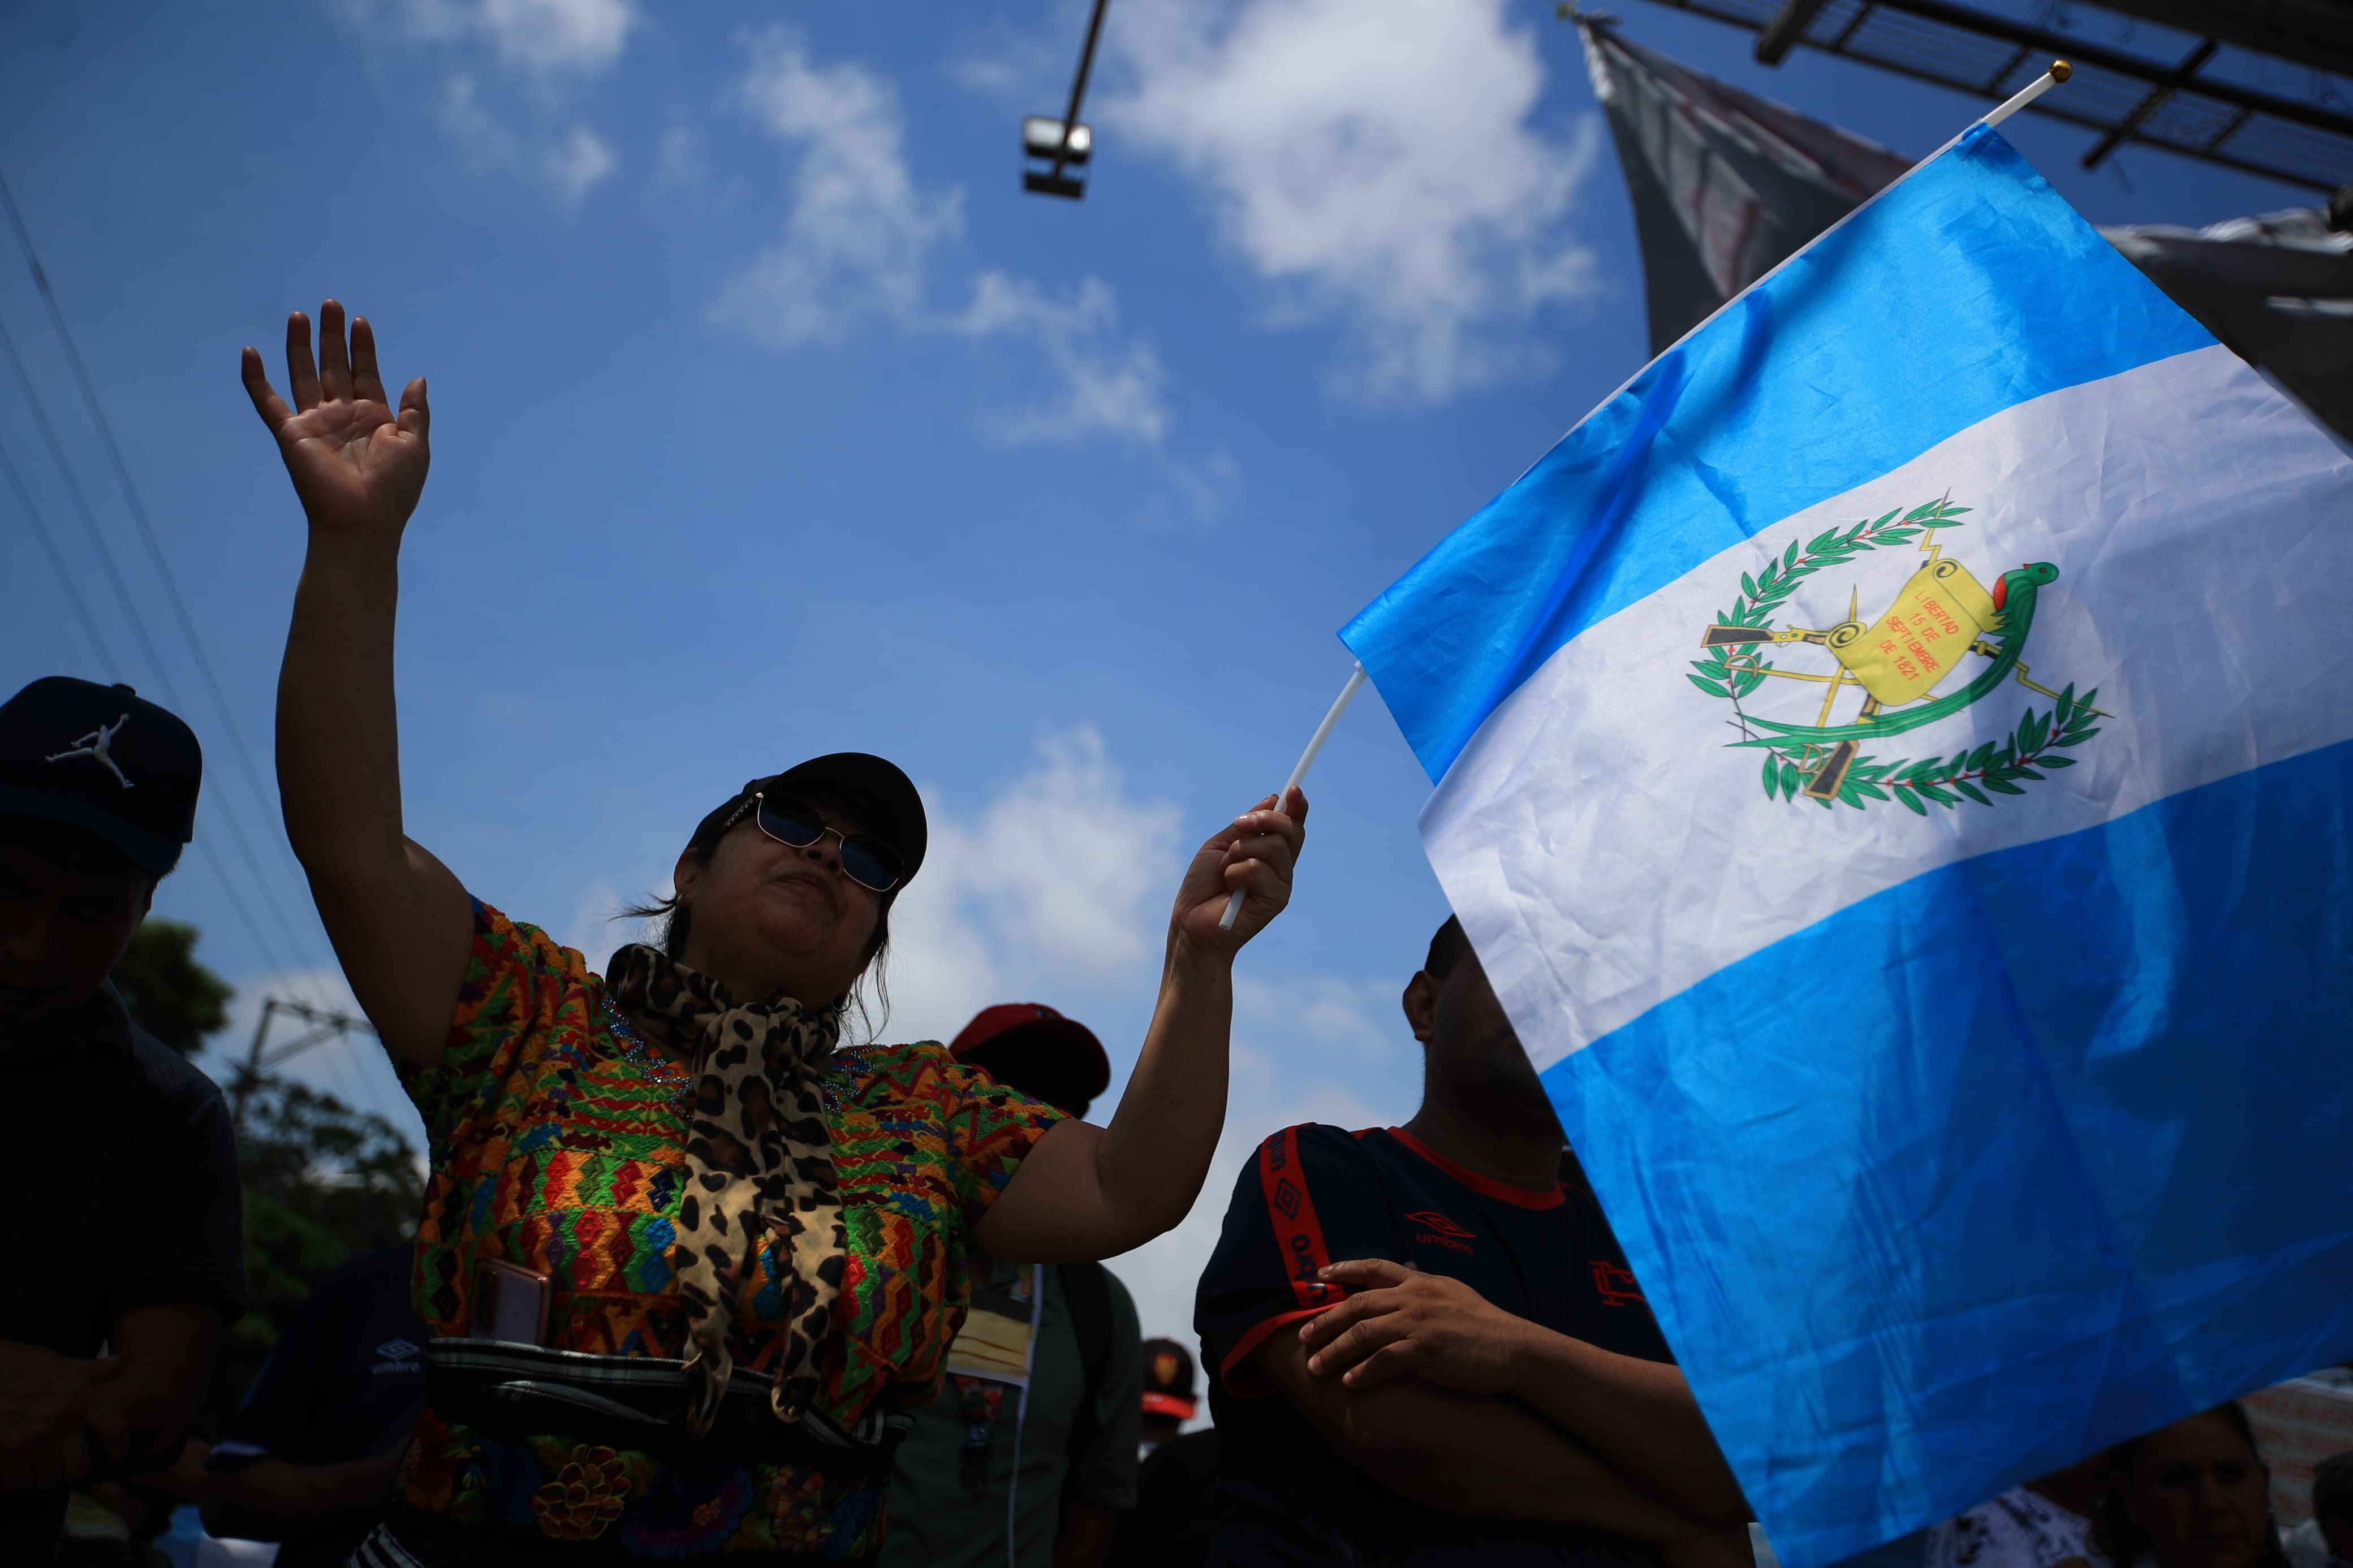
[2,303,2347,1567]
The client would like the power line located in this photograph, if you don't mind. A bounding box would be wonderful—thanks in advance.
[0,299,327,1006]
[189,834,305,995]
[0,426,119,679]
[0,311,183,698]
[0,170,326,928]
[7,384,303,988]
[0,166,347,1017]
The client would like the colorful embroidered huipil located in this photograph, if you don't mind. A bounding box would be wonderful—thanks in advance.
[391,900,1063,1558]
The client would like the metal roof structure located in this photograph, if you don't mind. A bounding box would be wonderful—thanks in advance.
[1624,0,2353,192]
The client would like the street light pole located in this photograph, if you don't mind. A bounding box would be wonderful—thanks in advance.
[1025,0,1113,198]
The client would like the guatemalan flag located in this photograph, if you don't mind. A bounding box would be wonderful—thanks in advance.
[1342,124,2353,1568]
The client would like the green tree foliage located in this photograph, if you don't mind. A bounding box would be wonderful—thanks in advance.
[110,919,233,1055]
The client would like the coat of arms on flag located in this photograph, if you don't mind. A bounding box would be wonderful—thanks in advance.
[1687,496,2105,810]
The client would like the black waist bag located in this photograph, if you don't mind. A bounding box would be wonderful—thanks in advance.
[423,1338,912,1470]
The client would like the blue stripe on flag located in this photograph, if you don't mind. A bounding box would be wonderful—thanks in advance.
[1341,126,2215,783]
[1541,737,2353,1568]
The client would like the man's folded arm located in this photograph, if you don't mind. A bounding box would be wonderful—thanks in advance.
[1300,1256,1751,1527]
[202,1447,405,1543]
[1509,1332,1751,1524]
[1252,1335,1703,1544]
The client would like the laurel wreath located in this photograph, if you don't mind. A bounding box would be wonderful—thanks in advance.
[1680,495,2098,812]
[1757,689,2103,812]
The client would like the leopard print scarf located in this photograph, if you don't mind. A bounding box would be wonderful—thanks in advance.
[606,944,847,1438]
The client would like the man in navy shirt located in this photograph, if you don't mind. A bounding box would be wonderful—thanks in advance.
[202,1245,428,1568]
[1195,917,1755,1568]
[0,678,245,1561]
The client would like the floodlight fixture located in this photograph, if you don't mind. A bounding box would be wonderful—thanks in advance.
[1025,0,1110,199]
[1011,115,1082,192]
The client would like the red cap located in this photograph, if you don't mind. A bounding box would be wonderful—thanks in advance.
[949,1003,1112,1102]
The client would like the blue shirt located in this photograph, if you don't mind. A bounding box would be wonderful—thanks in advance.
[209,1245,428,1568]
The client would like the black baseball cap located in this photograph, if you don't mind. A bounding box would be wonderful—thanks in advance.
[689,753,927,887]
[0,677,202,876]
[949,1003,1113,1104]
[1141,1337,1199,1420]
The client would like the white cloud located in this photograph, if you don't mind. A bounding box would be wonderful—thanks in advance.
[1110,0,1601,400]
[717,27,964,344]
[545,125,616,198]
[953,273,1172,446]
[476,0,635,73]
[877,728,1187,1043]
[430,76,616,197]
[343,0,639,75]
[436,72,520,165]
[338,0,631,197]
[716,31,1175,449]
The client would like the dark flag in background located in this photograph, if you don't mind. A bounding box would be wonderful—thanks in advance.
[1577,16,1911,356]
[2102,206,2353,444]
[1581,15,2353,442]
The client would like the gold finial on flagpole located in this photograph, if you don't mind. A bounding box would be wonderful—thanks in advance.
[1985,61,2073,127]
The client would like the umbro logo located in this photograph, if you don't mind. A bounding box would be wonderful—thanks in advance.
[372,1338,422,1374]
[1406,1210,1475,1255]
[1591,1262,1647,1307]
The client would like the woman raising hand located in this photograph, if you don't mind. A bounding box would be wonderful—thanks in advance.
[245,302,1305,1564]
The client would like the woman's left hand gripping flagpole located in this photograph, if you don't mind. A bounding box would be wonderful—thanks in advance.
[1219,664,1370,932]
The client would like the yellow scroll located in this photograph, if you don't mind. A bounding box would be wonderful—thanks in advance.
[1824,558,1998,707]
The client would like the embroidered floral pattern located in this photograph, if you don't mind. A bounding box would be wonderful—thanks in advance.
[619,1464,758,1558]
[762,1466,831,1554]
[398,1409,485,1525]
[531,1445,632,1540]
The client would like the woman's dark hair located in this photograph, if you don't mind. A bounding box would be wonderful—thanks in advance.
[620,836,896,1042]
[2092,1402,2288,1568]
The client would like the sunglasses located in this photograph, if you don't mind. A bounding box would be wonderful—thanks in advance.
[725,791,905,893]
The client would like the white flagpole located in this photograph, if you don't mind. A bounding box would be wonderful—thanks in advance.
[1220,663,1369,932]
[1983,59,2072,128]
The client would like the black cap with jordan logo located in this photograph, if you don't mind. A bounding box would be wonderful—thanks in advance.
[0,676,202,875]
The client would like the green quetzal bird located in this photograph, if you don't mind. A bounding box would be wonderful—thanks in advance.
[1735,561,2059,748]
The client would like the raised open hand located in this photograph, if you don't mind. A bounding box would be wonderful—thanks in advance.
[242,301,429,538]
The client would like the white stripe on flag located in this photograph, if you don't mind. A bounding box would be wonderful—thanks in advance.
[1423,344,2353,1071]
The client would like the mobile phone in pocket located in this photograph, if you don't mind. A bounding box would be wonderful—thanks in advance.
[471,1258,552,1345]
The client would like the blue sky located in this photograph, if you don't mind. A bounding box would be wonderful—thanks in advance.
[0,0,2319,1345]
